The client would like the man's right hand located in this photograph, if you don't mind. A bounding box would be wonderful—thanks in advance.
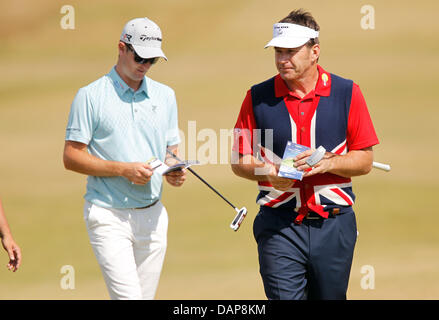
[231,153,296,190]
[121,162,153,185]
[265,164,296,191]
[64,141,153,184]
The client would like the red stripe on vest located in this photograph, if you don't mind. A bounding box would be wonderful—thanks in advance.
[265,192,294,207]
[330,187,353,205]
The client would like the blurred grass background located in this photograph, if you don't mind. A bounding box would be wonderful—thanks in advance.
[0,0,438,299]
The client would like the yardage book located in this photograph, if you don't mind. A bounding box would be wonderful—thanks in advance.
[147,157,199,175]
[278,141,310,180]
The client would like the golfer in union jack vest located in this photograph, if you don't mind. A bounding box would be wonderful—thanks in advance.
[232,9,379,300]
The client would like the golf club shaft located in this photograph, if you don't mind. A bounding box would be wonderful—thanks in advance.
[166,149,237,210]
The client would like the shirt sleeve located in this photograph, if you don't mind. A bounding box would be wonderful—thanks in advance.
[65,88,94,145]
[166,89,181,147]
[232,90,257,155]
[346,83,379,150]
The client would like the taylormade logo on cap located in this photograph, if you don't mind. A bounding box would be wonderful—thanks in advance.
[265,23,319,49]
[120,17,167,61]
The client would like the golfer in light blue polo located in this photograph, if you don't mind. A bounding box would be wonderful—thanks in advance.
[63,17,186,300]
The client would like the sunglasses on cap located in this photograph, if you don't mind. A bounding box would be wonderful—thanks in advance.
[124,43,157,65]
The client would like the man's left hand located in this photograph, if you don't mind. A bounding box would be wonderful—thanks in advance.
[294,149,337,178]
[165,169,187,187]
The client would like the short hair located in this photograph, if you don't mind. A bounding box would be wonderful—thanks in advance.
[279,9,320,47]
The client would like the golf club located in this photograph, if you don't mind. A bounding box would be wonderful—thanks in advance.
[166,149,247,231]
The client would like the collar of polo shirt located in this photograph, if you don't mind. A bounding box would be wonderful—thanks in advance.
[110,67,149,97]
[264,23,319,49]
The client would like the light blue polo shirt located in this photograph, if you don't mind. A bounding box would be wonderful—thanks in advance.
[65,67,181,209]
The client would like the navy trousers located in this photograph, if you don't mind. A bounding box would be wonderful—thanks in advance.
[253,206,357,300]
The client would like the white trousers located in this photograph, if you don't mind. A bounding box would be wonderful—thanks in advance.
[83,200,168,300]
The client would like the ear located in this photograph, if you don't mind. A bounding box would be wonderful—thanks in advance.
[311,44,320,63]
[118,41,126,55]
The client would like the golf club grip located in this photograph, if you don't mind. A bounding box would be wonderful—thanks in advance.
[372,161,391,172]
[166,149,237,209]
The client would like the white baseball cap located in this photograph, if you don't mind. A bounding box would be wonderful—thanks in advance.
[120,17,167,60]
[264,23,319,49]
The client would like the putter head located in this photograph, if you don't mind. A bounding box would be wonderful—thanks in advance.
[230,207,247,232]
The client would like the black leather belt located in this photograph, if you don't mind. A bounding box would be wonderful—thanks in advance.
[304,212,322,219]
[134,200,159,210]
[305,208,342,219]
